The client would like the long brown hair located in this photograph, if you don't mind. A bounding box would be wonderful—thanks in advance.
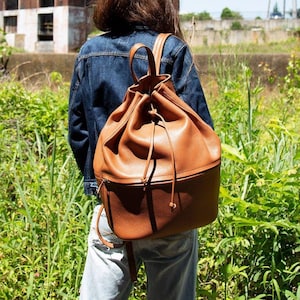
[93,0,183,38]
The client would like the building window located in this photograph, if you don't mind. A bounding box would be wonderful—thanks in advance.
[38,14,53,41]
[6,0,18,10]
[40,0,54,7]
[4,16,17,33]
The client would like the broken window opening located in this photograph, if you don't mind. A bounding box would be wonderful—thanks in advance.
[38,14,53,41]
[40,0,54,7]
[4,16,18,33]
[5,0,18,10]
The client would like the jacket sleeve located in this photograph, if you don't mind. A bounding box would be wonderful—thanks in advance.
[171,43,214,129]
[68,58,89,175]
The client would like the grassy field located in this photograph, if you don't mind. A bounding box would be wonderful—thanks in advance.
[191,38,300,55]
[0,42,299,299]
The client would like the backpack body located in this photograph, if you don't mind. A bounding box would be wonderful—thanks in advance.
[93,34,221,240]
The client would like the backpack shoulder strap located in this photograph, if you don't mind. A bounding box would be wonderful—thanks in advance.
[152,33,172,74]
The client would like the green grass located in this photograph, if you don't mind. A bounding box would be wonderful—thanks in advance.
[0,52,299,299]
[191,38,300,55]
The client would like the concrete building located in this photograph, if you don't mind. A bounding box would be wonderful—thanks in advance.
[0,0,93,53]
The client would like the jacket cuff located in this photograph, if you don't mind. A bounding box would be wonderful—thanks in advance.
[84,179,98,196]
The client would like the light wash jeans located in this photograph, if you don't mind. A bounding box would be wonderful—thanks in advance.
[79,205,198,300]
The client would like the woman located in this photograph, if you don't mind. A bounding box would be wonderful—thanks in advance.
[68,0,213,299]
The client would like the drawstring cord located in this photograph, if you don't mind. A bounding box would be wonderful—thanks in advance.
[142,103,177,210]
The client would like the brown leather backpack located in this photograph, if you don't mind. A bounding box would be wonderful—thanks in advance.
[93,34,221,243]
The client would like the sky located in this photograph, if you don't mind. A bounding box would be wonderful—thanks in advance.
[180,0,298,19]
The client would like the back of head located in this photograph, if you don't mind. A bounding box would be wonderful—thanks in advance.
[93,0,183,38]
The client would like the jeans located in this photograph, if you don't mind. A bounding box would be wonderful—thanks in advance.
[79,205,198,300]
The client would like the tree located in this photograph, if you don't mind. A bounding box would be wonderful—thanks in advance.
[197,11,212,21]
[220,7,243,20]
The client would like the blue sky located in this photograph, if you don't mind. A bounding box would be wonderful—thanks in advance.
[180,0,298,19]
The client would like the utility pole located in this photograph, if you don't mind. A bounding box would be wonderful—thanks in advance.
[292,0,297,18]
[283,0,286,18]
[267,0,271,19]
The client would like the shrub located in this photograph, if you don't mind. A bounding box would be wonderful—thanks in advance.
[0,29,13,76]
[231,21,243,30]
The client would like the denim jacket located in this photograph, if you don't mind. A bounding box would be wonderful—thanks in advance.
[68,29,213,195]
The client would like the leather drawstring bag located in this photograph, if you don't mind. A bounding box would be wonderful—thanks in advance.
[93,34,221,242]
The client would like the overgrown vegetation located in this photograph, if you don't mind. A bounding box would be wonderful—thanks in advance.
[0,75,94,299]
[195,52,300,299]
[0,48,299,299]
[0,29,13,76]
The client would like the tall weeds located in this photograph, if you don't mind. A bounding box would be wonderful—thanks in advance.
[198,52,300,299]
[0,78,95,299]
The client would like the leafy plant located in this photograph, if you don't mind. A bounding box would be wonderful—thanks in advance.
[280,52,300,102]
[0,29,13,76]
[231,21,243,30]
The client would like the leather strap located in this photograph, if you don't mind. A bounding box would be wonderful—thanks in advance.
[95,205,124,249]
[129,33,172,82]
[130,43,156,83]
[125,242,137,282]
[152,33,172,74]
